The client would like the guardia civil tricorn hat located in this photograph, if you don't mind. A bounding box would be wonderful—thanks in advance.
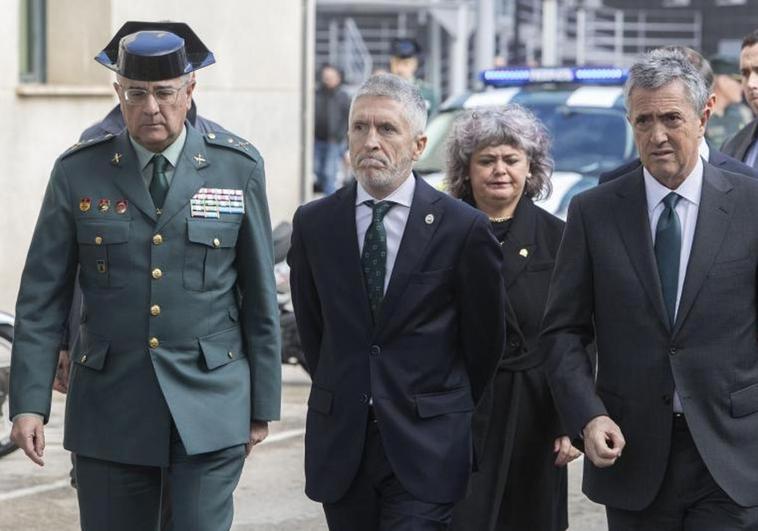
[95,21,215,81]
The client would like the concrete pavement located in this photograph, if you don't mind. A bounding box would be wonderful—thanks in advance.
[0,366,606,530]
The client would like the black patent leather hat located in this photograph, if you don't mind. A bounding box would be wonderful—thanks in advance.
[95,21,215,81]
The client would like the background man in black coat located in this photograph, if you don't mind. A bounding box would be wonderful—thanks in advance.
[288,74,506,530]
[542,48,758,529]
[721,29,758,168]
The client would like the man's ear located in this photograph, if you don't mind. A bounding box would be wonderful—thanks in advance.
[412,134,428,161]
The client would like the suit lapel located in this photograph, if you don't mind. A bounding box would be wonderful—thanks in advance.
[109,133,157,223]
[673,164,734,335]
[736,120,758,161]
[376,177,443,330]
[500,197,537,289]
[613,171,671,329]
[155,126,209,232]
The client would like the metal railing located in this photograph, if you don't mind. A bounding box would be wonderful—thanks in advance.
[342,18,374,84]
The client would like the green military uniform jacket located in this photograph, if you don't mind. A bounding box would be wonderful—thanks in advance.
[10,124,281,466]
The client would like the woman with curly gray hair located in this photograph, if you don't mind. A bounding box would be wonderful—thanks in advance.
[448,105,580,531]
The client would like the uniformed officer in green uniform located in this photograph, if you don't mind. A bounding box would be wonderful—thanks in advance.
[9,21,281,531]
[389,37,439,116]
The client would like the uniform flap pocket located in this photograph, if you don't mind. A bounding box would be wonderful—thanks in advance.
[74,338,110,371]
[415,387,474,418]
[308,385,333,415]
[187,219,239,248]
[198,326,246,370]
[730,382,758,418]
[76,220,130,245]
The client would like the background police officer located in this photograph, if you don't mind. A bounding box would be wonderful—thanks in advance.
[10,21,281,531]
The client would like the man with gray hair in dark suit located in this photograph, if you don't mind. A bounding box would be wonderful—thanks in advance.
[542,47,758,529]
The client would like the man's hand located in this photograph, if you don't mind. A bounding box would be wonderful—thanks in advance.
[11,416,45,466]
[53,350,71,394]
[582,415,625,468]
[245,420,269,457]
[553,435,582,467]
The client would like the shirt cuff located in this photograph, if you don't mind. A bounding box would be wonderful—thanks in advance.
[12,413,44,423]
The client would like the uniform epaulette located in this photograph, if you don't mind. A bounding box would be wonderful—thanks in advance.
[203,131,261,162]
[61,133,116,159]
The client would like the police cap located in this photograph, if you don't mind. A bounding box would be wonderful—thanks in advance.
[390,38,421,59]
[709,54,739,76]
[95,21,215,81]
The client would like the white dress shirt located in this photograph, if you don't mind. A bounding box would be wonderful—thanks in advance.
[355,173,415,293]
[644,157,704,413]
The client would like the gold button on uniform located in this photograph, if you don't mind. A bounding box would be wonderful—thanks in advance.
[94,236,103,245]
[150,305,161,316]
[149,337,159,348]
[80,355,87,363]
[152,234,163,245]
[152,268,163,279]
[213,238,221,248]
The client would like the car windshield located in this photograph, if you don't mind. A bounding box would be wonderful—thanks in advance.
[415,103,636,176]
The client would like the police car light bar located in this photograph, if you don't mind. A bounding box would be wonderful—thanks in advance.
[481,66,628,87]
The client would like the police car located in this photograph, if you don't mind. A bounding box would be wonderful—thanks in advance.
[415,66,637,219]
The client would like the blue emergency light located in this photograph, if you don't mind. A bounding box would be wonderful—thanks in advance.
[481,66,628,87]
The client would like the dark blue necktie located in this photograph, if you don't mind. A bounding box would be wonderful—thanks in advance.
[361,200,395,322]
[655,192,682,326]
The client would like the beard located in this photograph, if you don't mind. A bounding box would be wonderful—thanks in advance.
[352,152,413,193]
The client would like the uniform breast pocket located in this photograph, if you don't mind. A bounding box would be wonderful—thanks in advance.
[184,219,240,291]
[75,219,131,289]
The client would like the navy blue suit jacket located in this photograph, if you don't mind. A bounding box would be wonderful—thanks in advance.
[288,177,507,504]
[598,149,758,184]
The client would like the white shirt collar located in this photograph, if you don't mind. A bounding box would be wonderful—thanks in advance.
[699,138,709,160]
[643,157,703,212]
[355,173,416,207]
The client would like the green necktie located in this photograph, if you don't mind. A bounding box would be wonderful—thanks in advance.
[655,192,682,326]
[150,154,170,210]
[361,200,395,322]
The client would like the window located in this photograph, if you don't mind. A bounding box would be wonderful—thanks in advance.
[19,0,46,83]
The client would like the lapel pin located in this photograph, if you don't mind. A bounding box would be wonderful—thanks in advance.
[98,198,110,213]
[194,153,207,166]
[111,153,123,165]
[519,248,529,258]
[115,199,128,215]
[425,214,435,225]
[79,197,91,212]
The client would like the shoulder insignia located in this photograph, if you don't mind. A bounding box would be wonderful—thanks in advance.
[61,133,116,159]
[204,131,261,162]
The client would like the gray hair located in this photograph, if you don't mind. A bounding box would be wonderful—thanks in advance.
[350,74,427,136]
[446,105,553,201]
[624,47,709,116]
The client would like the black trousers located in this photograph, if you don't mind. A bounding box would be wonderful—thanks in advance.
[75,423,245,531]
[323,414,455,531]
[606,415,758,531]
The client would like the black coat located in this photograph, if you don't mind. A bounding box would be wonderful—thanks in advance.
[721,117,758,162]
[452,197,568,531]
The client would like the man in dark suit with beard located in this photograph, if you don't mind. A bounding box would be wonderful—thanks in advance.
[288,74,506,530]
[543,48,758,529]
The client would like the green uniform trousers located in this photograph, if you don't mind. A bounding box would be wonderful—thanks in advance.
[76,423,245,531]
